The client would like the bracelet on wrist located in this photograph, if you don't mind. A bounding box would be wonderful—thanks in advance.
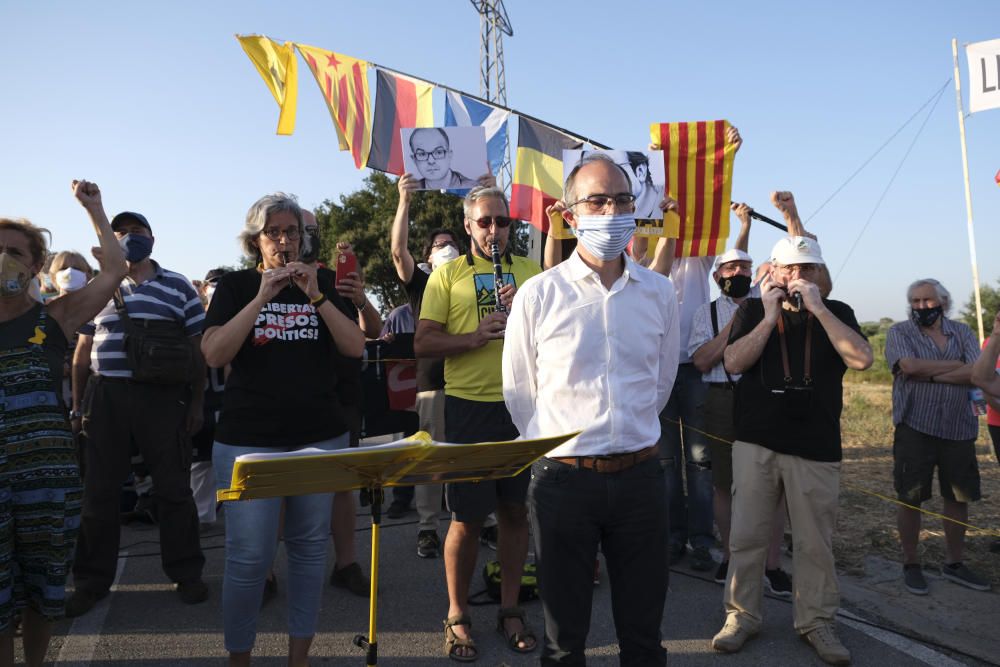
[309,292,325,304]
[355,299,366,309]
[311,295,328,309]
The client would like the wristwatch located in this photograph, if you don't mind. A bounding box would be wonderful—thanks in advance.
[69,410,83,419]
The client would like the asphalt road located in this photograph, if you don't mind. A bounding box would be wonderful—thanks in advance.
[37,496,981,666]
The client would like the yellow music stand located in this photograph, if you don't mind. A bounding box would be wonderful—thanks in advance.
[218,430,579,666]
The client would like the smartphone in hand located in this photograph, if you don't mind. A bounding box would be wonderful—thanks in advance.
[335,250,357,286]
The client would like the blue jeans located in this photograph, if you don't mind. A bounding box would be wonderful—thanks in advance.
[657,363,714,549]
[213,433,349,653]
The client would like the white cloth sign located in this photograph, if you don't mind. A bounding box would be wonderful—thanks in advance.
[967,39,1000,113]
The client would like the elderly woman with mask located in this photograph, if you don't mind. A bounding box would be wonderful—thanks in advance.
[202,193,364,667]
[0,180,126,667]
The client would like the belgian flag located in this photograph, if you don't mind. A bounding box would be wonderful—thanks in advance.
[510,117,582,232]
[366,70,435,175]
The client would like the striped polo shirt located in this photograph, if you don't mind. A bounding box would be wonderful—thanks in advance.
[884,317,981,441]
[79,261,205,378]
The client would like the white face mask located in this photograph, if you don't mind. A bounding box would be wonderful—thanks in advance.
[55,267,88,292]
[429,244,459,270]
[574,213,636,261]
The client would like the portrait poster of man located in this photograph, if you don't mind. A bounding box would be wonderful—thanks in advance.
[560,149,674,239]
[400,126,489,192]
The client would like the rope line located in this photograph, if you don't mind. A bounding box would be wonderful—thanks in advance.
[662,415,999,537]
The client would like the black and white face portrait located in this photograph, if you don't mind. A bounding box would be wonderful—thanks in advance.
[562,148,664,220]
[401,126,489,192]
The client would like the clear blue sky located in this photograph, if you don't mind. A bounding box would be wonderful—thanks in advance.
[2,1,998,323]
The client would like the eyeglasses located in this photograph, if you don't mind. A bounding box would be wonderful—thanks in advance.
[567,193,637,213]
[469,216,513,229]
[777,263,819,275]
[262,227,300,241]
[431,240,457,249]
[413,147,448,162]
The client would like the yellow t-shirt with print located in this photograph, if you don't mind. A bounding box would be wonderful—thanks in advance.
[419,253,541,402]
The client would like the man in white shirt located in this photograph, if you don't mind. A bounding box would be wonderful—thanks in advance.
[503,153,679,665]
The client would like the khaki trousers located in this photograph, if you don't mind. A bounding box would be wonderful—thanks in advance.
[414,389,445,530]
[724,441,840,634]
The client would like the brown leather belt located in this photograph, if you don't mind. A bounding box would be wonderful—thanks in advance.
[550,445,658,474]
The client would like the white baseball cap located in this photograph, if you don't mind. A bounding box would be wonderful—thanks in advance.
[714,248,753,270]
[770,236,825,266]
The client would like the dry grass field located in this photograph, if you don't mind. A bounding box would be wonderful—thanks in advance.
[837,382,1000,585]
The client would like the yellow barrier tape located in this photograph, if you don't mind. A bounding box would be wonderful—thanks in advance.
[661,415,1000,538]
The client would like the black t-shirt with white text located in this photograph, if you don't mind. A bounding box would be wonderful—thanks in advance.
[406,267,445,392]
[205,267,357,447]
[727,298,864,462]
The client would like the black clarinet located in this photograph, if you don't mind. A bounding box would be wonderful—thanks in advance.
[491,241,507,314]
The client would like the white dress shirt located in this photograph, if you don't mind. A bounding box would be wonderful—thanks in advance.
[669,256,714,364]
[502,251,680,457]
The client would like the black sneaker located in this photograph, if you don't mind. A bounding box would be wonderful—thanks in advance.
[416,530,441,558]
[330,562,371,597]
[668,542,685,565]
[714,560,729,584]
[903,563,928,595]
[262,573,278,607]
[941,562,991,591]
[177,579,209,604]
[480,525,498,550]
[386,500,410,520]
[764,568,792,598]
[65,588,108,618]
[690,546,714,572]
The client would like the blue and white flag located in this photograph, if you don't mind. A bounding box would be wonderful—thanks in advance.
[444,91,510,180]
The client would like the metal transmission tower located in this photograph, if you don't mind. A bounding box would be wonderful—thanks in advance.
[470,0,513,194]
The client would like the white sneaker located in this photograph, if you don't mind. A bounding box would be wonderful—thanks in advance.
[802,623,851,665]
[711,615,758,653]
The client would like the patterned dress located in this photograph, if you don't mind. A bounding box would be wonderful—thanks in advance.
[0,304,82,628]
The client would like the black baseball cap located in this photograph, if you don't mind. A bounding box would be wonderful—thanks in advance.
[111,211,152,233]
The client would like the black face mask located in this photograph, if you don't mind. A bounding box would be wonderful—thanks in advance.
[718,273,751,299]
[300,230,321,264]
[911,306,943,328]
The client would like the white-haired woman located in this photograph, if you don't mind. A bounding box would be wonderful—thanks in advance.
[201,193,364,667]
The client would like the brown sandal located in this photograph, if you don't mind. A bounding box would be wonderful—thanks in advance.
[497,606,537,654]
[444,614,478,662]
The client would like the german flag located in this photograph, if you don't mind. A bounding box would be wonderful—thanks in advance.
[650,120,736,257]
[296,44,372,169]
[510,117,581,232]
[367,69,434,175]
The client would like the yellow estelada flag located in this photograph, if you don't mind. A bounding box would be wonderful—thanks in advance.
[296,43,373,169]
[236,35,298,135]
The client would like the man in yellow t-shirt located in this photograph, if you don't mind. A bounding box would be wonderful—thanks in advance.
[415,185,541,660]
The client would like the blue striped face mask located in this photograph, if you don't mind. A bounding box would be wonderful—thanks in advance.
[574,214,635,261]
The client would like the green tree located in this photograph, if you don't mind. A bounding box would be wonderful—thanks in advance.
[960,279,1000,337]
[313,172,528,313]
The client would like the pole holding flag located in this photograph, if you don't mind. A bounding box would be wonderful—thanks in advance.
[952,38,987,341]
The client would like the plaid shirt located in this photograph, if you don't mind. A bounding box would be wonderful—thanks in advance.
[884,317,981,440]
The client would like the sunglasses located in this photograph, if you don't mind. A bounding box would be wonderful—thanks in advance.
[470,215,513,229]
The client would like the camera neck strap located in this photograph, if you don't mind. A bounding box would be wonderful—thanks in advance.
[776,311,814,385]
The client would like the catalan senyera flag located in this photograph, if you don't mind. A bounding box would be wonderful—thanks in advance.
[650,120,736,257]
[366,69,434,175]
[296,44,373,169]
[510,117,582,232]
[236,35,298,135]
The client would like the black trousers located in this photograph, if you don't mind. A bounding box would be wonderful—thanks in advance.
[74,376,204,593]
[529,457,668,666]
